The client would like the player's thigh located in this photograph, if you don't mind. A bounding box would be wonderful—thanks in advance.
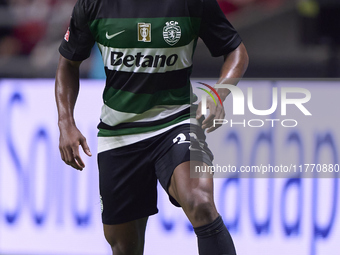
[104,217,148,254]
[168,161,218,227]
[155,124,213,204]
[169,161,214,201]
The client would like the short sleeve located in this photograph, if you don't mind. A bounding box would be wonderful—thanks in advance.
[199,0,242,57]
[59,0,95,61]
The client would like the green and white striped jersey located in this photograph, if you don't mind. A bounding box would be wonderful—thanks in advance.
[59,0,242,151]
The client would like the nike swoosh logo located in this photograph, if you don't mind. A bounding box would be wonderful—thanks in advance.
[106,30,125,40]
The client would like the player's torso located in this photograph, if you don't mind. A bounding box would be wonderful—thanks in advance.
[80,0,202,140]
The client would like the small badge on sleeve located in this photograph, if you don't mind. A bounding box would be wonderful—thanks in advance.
[64,27,70,42]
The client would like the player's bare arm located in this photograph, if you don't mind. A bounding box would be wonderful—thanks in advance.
[197,42,249,133]
[55,55,92,171]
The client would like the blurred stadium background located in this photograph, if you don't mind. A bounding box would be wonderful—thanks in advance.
[0,0,339,78]
[0,0,339,255]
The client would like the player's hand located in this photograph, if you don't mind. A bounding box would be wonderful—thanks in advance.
[58,123,92,170]
[196,97,225,133]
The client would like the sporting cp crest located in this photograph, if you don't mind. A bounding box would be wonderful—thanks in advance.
[138,23,151,42]
[163,21,181,46]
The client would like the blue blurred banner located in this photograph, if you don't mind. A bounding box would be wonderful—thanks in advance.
[0,79,339,255]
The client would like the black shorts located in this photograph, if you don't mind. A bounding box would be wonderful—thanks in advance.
[98,124,213,225]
